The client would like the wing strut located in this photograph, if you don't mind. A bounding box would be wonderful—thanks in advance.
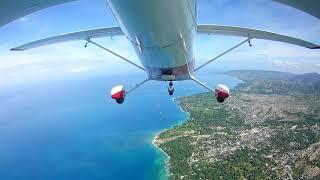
[195,37,251,72]
[190,76,215,93]
[86,39,145,71]
[179,34,216,94]
[126,78,150,94]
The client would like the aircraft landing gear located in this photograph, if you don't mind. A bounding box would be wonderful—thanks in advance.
[111,85,126,104]
[110,79,150,104]
[168,81,174,96]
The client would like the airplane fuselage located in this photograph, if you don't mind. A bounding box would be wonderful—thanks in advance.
[107,0,197,81]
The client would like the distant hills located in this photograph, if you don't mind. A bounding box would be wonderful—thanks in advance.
[226,70,295,81]
[226,70,320,95]
[290,73,320,84]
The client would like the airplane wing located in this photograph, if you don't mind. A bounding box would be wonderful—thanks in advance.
[197,24,320,49]
[0,0,78,28]
[11,27,124,51]
[273,0,320,19]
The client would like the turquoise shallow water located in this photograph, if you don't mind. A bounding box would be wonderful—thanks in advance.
[0,72,240,180]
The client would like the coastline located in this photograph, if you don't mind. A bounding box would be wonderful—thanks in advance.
[152,98,189,179]
[152,129,171,179]
[151,76,241,179]
[151,71,320,179]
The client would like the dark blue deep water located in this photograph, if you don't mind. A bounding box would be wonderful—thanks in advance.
[0,72,240,180]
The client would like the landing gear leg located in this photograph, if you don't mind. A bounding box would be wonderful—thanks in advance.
[168,81,174,96]
[85,39,150,104]
[185,39,248,103]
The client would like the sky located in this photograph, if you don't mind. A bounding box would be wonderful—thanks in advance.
[0,0,319,88]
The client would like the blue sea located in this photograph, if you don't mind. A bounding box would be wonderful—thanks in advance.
[0,72,240,180]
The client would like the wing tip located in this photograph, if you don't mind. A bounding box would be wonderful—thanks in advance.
[309,46,320,49]
[10,47,25,51]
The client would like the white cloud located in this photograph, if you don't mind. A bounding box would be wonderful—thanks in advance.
[256,43,320,58]
[0,37,142,87]
[256,53,300,70]
[271,60,300,70]
[71,66,89,73]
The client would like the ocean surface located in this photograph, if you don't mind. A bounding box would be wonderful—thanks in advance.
[0,72,240,180]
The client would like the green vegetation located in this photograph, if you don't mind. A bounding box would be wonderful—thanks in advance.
[270,128,318,152]
[159,136,194,179]
[193,148,277,179]
[155,70,320,179]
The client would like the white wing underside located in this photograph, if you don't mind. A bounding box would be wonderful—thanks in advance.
[0,0,79,28]
[11,24,319,51]
[197,24,319,49]
[11,27,124,51]
[272,0,320,19]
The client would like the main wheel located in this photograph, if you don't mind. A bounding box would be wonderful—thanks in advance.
[168,88,174,96]
[168,81,174,96]
[216,97,225,103]
[111,85,126,104]
[116,98,125,104]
